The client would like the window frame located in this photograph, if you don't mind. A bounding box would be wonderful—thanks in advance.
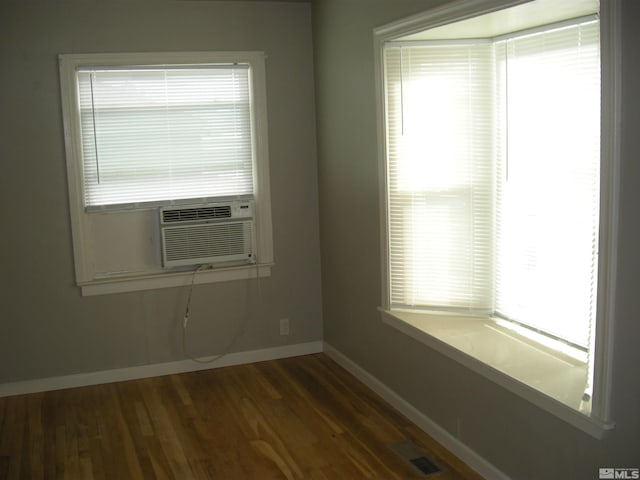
[374,0,620,438]
[59,51,274,295]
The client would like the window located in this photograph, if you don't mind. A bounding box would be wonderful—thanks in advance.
[77,65,254,209]
[59,52,273,294]
[376,0,619,437]
[385,18,600,348]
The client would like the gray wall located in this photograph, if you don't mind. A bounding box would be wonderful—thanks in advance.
[312,0,640,479]
[0,0,322,381]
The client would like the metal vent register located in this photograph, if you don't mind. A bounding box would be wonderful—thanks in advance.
[389,440,443,477]
[161,204,232,223]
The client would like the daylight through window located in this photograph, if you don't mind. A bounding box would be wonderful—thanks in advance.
[383,18,600,353]
[77,65,254,209]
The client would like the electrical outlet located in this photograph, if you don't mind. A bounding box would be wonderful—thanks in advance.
[279,318,290,336]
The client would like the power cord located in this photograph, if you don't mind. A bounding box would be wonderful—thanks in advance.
[181,262,262,364]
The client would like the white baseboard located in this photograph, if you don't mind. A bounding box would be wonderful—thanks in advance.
[323,342,510,480]
[0,341,323,398]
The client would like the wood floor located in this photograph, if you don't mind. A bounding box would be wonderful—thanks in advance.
[0,354,483,479]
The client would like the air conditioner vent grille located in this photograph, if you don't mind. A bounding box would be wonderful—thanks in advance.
[163,222,253,262]
[162,205,232,223]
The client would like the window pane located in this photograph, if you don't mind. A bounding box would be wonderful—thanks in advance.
[495,21,600,348]
[78,66,254,208]
[385,43,495,311]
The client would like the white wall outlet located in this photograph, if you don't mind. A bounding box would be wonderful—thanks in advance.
[279,318,290,336]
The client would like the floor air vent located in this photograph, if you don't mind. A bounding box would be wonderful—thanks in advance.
[389,440,443,477]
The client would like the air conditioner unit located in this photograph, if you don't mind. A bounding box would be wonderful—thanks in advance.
[159,201,256,268]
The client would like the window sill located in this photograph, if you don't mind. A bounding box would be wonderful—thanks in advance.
[380,308,614,439]
[79,263,273,296]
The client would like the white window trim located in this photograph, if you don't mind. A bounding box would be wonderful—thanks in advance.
[374,0,620,439]
[78,264,274,297]
[59,52,274,296]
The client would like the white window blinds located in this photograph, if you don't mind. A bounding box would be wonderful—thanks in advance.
[384,42,495,312]
[77,65,253,209]
[494,21,601,348]
[384,18,600,347]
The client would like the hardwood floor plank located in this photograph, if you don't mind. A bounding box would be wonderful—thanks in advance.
[4,397,27,480]
[22,394,43,480]
[0,354,484,479]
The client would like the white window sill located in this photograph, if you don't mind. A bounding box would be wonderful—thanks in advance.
[79,263,273,296]
[380,308,614,439]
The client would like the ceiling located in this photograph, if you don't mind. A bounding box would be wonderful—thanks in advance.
[397,0,599,41]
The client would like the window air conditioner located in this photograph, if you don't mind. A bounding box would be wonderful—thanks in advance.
[159,201,256,268]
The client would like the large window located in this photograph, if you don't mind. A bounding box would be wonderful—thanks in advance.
[377,0,619,437]
[385,18,600,350]
[59,52,273,294]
